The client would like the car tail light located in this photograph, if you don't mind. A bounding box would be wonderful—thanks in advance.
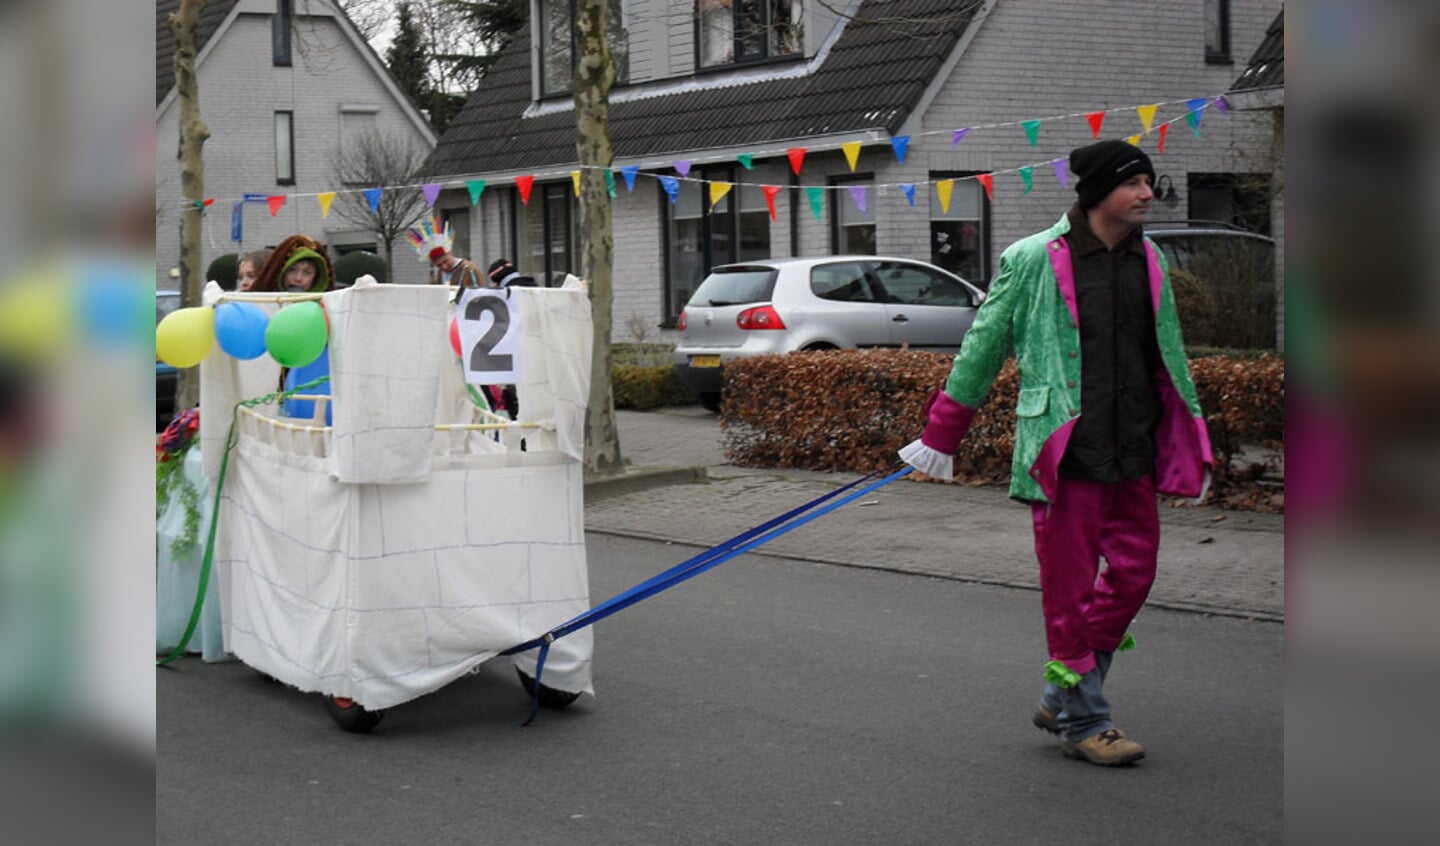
[677,309,688,331]
[736,305,786,330]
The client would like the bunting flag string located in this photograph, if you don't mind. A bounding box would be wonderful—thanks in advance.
[180,94,1230,218]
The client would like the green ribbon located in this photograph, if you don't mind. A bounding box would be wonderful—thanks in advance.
[157,376,331,667]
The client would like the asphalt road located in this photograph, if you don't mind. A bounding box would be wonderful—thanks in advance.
[158,533,1282,845]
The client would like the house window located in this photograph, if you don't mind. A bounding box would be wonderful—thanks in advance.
[274,111,295,185]
[539,0,630,97]
[662,167,772,321]
[1187,172,1272,235]
[273,0,292,66]
[829,174,875,255]
[520,182,575,281]
[338,106,378,183]
[929,173,989,286]
[1204,0,1230,62]
[697,0,804,68]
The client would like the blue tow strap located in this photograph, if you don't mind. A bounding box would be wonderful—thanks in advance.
[505,463,913,724]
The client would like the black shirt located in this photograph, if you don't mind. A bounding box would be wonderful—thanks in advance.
[1058,205,1162,482]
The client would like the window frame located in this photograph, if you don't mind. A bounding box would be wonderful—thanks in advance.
[537,0,629,98]
[694,0,805,71]
[927,171,992,288]
[274,110,295,186]
[828,173,876,256]
[1204,0,1231,63]
[660,165,773,325]
[273,0,292,66]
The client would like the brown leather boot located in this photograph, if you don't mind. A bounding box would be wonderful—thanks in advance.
[1032,704,1059,735]
[1061,728,1145,766]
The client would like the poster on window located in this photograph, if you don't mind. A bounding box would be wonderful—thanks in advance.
[456,288,523,385]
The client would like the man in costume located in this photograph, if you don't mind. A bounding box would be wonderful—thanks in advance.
[408,217,482,289]
[900,139,1212,766]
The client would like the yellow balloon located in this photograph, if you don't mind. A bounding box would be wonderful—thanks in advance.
[155,306,215,368]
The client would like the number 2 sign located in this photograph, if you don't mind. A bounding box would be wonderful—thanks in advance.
[456,288,523,385]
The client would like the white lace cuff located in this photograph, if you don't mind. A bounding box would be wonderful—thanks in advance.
[898,439,954,481]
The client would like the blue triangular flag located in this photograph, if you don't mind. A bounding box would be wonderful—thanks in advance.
[620,165,640,192]
[900,183,916,207]
[659,175,679,204]
[890,135,910,164]
[363,188,382,213]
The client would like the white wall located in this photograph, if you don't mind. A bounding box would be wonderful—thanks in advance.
[156,8,436,288]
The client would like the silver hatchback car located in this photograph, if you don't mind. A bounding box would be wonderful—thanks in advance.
[673,256,987,411]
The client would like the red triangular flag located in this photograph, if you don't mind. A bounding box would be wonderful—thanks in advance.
[1157,123,1169,154]
[787,147,807,175]
[266,195,286,217]
[1086,111,1105,139]
[761,185,782,221]
[976,173,993,201]
[516,175,535,205]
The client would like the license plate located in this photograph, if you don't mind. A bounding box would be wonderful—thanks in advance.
[690,355,722,368]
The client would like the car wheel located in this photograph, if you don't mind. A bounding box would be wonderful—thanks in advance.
[801,343,838,351]
[516,667,582,709]
[324,695,385,733]
[697,391,722,413]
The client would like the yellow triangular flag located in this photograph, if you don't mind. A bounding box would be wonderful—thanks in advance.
[317,191,336,219]
[709,181,733,213]
[842,141,862,172]
[571,170,581,197]
[936,179,954,214]
[1136,103,1159,133]
[1125,134,1142,146]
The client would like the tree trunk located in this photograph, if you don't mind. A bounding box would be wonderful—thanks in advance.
[172,0,211,411]
[573,0,622,477]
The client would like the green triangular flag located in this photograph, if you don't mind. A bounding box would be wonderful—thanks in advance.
[737,153,754,170]
[603,169,617,198]
[1022,119,1042,147]
[1019,165,1033,195]
[1186,110,1203,137]
[466,179,486,205]
[805,186,824,221]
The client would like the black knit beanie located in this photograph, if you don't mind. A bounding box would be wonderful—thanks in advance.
[486,258,514,282]
[1070,140,1156,209]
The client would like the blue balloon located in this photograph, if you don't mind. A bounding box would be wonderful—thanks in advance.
[213,302,270,360]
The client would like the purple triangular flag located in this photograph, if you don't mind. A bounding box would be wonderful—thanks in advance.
[847,184,868,214]
[674,160,692,178]
[423,182,442,206]
[620,165,639,192]
[891,135,910,164]
[951,128,970,146]
[1213,96,1230,113]
[659,175,679,204]
[1052,159,1070,188]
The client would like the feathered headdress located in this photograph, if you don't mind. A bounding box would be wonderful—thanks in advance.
[406,216,453,262]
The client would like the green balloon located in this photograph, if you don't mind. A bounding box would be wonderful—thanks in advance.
[264,301,328,367]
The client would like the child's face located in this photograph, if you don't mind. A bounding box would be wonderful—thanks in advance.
[283,260,317,292]
[237,260,259,291]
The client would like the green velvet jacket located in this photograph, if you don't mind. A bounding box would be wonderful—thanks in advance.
[943,213,1212,502]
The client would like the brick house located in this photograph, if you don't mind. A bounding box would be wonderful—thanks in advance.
[155,0,437,288]
[424,0,1282,341]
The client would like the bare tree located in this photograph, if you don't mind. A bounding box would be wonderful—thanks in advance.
[574,0,622,476]
[330,131,430,282]
[170,0,210,411]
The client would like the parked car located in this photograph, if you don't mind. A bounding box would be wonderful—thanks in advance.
[156,289,181,430]
[673,256,986,412]
[1146,223,1277,349]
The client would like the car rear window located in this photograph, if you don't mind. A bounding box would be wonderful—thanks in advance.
[688,267,777,307]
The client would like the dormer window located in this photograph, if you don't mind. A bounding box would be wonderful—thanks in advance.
[538,0,630,97]
[697,0,803,69]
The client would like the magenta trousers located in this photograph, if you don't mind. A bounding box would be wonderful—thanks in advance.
[1030,476,1160,676]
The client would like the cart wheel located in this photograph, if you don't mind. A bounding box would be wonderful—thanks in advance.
[516,668,582,709]
[324,695,385,733]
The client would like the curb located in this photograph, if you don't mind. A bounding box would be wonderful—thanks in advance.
[583,465,708,503]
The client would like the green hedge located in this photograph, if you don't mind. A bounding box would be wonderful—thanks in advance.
[612,364,696,410]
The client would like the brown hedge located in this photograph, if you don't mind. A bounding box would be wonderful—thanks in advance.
[720,349,1283,511]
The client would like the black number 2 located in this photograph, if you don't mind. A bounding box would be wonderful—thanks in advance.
[464,295,513,374]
